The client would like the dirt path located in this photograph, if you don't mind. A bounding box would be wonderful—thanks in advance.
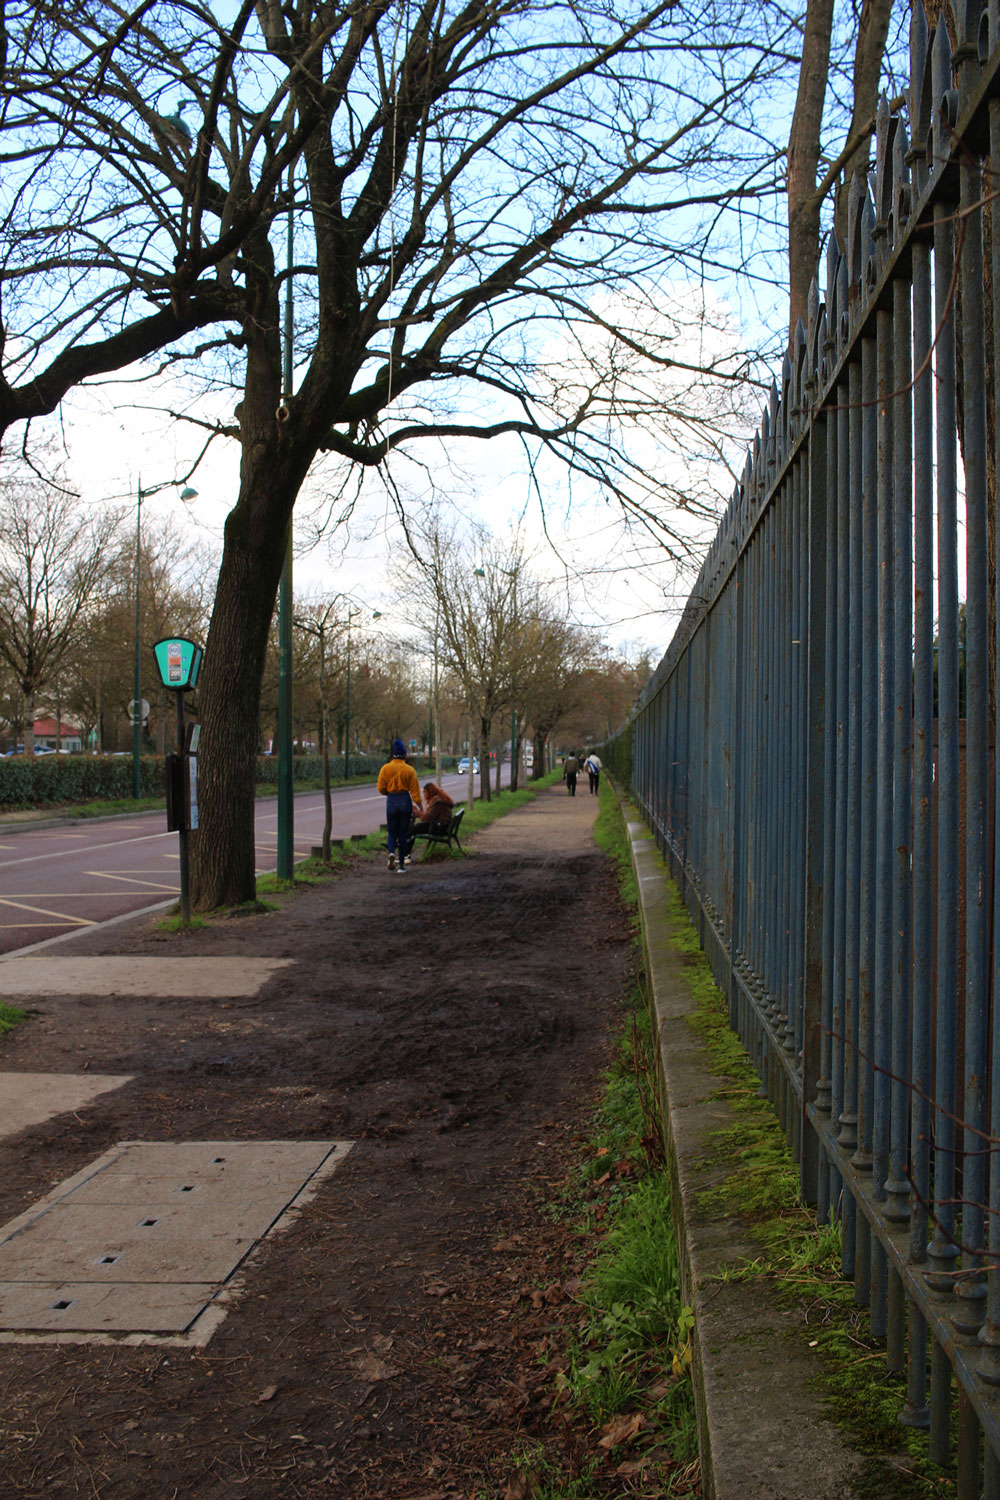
[0,784,633,1499]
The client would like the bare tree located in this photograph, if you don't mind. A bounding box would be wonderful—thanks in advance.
[786,0,898,339]
[0,465,124,751]
[2,0,798,904]
[517,616,596,777]
[409,521,528,802]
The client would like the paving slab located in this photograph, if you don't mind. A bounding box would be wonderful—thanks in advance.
[0,1280,221,1333]
[0,1138,352,1344]
[0,1072,133,1140]
[0,955,292,997]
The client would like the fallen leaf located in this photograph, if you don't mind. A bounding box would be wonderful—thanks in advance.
[353,1352,401,1382]
[256,1384,279,1404]
[598,1411,645,1449]
[504,1474,537,1500]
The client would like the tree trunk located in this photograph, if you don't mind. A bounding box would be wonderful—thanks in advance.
[787,0,834,340]
[532,729,546,779]
[832,0,894,250]
[479,715,492,801]
[190,219,331,909]
[190,492,290,908]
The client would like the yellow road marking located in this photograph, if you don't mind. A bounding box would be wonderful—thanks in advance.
[83,871,178,893]
[0,923,76,929]
[0,898,95,925]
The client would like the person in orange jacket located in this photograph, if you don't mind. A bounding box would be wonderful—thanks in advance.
[377,739,424,873]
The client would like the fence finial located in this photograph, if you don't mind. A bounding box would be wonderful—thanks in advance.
[930,17,956,174]
[891,118,911,247]
[825,230,842,318]
[874,95,897,262]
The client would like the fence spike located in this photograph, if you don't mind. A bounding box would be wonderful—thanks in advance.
[910,0,931,154]
[807,276,820,344]
[781,351,793,454]
[847,170,868,293]
[826,230,842,316]
[815,302,829,389]
[958,0,981,46]
[892,117,912,240]
[931,17,956,174]
[874,94,897,252]
[837,245,850,351]
[861,186,877,293]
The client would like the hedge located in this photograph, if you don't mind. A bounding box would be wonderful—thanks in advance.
[0,754,166,806]
[0,751,444,809]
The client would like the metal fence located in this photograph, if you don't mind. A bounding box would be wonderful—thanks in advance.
[608,5,1000,1490]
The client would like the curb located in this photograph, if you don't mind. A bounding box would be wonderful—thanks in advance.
[618,791,863,1500]
[0,810,157,835]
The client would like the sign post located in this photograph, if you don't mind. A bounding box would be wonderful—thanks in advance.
[152,637,203,924]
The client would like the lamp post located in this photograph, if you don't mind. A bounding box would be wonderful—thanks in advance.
[342,605,361,778]
[132,478,197,799]
[294,604,336,860]
[277,168,296,880]
[433,600,442,781]
[344,603,383,780]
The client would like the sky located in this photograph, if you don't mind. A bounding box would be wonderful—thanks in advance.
[2,0,812,674]
[56,327,751,668]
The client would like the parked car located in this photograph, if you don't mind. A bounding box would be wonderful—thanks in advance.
[457,757,479,774]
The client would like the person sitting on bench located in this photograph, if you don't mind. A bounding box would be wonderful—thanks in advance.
[410,780,454,838]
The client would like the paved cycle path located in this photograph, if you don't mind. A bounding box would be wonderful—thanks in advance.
[0,782,600,1347]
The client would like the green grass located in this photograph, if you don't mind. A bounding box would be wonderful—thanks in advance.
[154,912,209,932]
[652,848,958,1497]
[49,795,165,819]
[0,1002,26,1038]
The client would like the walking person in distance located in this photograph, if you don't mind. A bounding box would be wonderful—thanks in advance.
[377,739,424,873]
[562,750,580,797]
[584,751,601,796]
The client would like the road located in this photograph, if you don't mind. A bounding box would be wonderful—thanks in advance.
[0,769,503,958]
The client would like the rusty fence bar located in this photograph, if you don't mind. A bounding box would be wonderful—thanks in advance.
[606,3,1000,1490]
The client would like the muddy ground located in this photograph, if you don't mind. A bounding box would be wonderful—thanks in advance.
[0,789,651,1499]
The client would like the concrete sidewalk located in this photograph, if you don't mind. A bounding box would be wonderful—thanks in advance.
[619,791,864,1500]
[0,778,860,1494]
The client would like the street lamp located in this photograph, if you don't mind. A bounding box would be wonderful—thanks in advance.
[343,607,381,777]
[132,478,197,799]
[294,603,336,860]
[277,167,296,880]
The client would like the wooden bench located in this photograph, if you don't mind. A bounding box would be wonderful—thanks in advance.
[407,804,466,857]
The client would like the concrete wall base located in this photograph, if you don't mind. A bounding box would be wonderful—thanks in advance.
[620,797,864,1500]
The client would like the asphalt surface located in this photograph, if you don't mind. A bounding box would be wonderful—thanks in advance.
[0,770,500,957]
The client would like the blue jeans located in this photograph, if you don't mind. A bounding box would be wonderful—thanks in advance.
[386,792,413,861]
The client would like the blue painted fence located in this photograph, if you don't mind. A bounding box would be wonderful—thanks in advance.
[609,5,1000,1490]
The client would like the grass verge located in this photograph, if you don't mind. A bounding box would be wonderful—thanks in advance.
[0,1002,27,1038]
[654,851,958,1497]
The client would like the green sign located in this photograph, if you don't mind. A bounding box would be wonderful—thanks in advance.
[152,637,203,691]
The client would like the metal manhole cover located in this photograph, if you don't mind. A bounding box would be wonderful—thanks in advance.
[0,1139,351,1345]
